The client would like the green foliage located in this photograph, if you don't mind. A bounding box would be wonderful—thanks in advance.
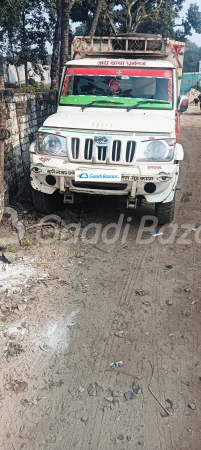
[175,3,201,41]
[183,39,201,73]
[138,1,183,37]
[74,23,87,36]
[71,0,183,36]
[19,82,50,92]
[71,0,201,40]
[186,3,201,34]
[0,0,53,84]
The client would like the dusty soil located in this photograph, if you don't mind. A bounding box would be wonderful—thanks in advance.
[0,107,201,450]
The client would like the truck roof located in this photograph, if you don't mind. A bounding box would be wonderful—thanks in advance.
[66,58,175,69]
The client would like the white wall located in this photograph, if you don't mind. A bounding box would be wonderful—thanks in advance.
[4,62,51,85]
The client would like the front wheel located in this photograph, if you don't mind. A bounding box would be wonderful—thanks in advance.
[32,189,63,214]
[155,197,175,225]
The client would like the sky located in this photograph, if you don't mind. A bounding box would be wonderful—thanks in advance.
[181,0,201,45]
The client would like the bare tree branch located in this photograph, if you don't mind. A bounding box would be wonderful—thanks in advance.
[107,14,118,34]
[132,0,164,32]
[126,0,139,32]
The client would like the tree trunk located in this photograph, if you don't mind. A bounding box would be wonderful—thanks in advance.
[51,0,61,89]
[0,66,5,222]
[60,0,75,81]
[126,0,138,33]
[22,11,28,84]
[89,0,104,36]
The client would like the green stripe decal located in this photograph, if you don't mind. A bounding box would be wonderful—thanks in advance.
[59,95,172,109]
[40,128,134,136]
[40,127,170,137]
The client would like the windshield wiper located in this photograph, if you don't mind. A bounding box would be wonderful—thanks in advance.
[127,99,171,112]
[82,99,124,111]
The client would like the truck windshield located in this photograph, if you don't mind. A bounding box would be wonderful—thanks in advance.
[60,66,173,110]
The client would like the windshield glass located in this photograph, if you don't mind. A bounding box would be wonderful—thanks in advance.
[60,66,173,110]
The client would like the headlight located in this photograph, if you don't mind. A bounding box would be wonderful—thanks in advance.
[37,133,67,156]
[137,139,175,162]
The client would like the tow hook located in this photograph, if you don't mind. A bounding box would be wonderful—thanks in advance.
[127,197,138,209]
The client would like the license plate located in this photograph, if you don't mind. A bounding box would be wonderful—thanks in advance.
[75,170,121,182]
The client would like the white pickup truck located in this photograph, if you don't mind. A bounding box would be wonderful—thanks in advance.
[30,34,188,224]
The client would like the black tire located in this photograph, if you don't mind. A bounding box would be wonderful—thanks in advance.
[155,197,175,225]
[32,188,63,214]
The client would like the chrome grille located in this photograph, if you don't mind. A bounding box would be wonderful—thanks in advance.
[69,135,136,164]
[126,141,136,163]
[71,138,80,159]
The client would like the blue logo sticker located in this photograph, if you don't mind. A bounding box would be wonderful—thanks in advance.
[77,173,89,179]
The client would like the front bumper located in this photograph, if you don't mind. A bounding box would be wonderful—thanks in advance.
[30,154,179,204]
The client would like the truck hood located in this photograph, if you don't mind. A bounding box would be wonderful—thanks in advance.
[43,109,175,134]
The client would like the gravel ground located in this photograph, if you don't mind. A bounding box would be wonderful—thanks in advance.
[0,107,201,450]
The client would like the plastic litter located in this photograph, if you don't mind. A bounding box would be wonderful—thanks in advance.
[110,361,124,369]
[149,231,164,237]
[186,228,196,233]
[79,386,85,393]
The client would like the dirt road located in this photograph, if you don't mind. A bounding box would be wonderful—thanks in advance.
[0,107,201,450]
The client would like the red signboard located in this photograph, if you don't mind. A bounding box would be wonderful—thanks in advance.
[66,67,172,78]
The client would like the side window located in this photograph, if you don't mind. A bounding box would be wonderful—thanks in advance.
[68,77,74,95]
[155,79,169,101]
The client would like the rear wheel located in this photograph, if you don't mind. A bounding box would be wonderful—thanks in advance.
[155,196,175,225]
[32,189,63,214]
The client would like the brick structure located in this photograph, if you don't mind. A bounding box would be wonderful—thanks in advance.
[4,91,55,204]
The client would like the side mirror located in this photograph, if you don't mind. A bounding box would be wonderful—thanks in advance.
[178,95,188,113]
[46,90,58,105]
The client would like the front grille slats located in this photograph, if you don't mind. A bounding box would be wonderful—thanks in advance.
[98,146,107,161]
[84,139,93,160]
[126,141,136,163]
[69,136,136,164]
[71,137,80,159]
[112,140,121,162]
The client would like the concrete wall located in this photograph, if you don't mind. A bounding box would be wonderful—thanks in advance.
[4,91,55,204]
[3,63,51,85]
